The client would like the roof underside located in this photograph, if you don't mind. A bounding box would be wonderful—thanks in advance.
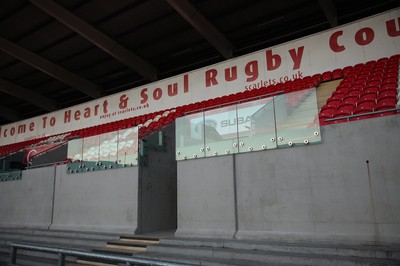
[0,0,398,126]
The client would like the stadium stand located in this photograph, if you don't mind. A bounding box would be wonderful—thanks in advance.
[1,54,399,161]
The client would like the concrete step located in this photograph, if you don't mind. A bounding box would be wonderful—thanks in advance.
[160,237,400,259]
[0,234,112,249]
[76,257,117,266]
[119,235,159,244]
[0,242,92,262]
[92,247,141,256]
[147,243,400,266]
[106,240,147,252]
[0,227,120,241]
[0,252,71,266]
[135,251,294,266]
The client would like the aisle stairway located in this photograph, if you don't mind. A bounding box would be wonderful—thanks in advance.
[77,235,159,265]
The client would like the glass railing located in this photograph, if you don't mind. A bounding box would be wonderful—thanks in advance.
[175,88,321,161]
[275,89,321,147]
[66,127,139,174]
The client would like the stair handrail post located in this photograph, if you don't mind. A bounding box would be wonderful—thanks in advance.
[10,246,17,264]
[58,252,65,266]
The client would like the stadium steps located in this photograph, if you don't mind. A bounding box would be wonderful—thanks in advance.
[131,237,400,266]
[316,79,342,110]
[76,236,159,266]
[0,227,120,266]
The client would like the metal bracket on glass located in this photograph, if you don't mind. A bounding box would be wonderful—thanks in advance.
[270,137,275,142]
[314,131,319,136]
[304,139,309,144]
[288,141,293,147]
[232,143,237,147]
[278,137,283,142]
[206,147,210,151]
[261,145,267,150]
[239,142,244,147]
[225,150,230,154]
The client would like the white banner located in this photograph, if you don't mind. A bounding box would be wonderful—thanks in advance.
[0,8,399,146]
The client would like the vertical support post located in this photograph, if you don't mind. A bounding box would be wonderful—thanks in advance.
[58,253,65,266]
[10,246,17,264]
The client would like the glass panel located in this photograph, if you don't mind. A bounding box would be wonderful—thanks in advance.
[275,88,321,147]
[237,97,277,152]
[117,127,139,166]
[204,105,239,157]
[99,132,118,164]
[175,112,205,160]
[67,138,83,162]
[82,135,100,162]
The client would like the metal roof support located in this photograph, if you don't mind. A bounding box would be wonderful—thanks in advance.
[318,0,338,27]
[29,0,158,81]
[166,0,234,59]
[0,36,104,99]
[0,78,57,111]
[0,105,21,122]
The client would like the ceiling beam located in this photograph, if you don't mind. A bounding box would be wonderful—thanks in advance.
[0,36,104,99]
[0,105,21,122]
[0,78,58,111]
[29,0,158,81]
[318,0,338,27]
[166,0,234,59]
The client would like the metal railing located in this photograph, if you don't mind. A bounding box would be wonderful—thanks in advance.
[10,242,197,266]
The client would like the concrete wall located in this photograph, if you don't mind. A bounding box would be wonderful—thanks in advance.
[0,167,55,229]
[139,124,177,233]
[50,165,139,233]
[176,115,400,244]
[176,155,236,238]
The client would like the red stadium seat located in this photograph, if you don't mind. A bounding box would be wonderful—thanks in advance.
[374,103,397,117]
[359,91,377,101]
[332,68,343,79]
[332,110,352,123]
[342,66,354,77]
[353,78,367,85]
[357,99,376,109]
[320,105,337,115]
[321,71,332,82]
[350,107,374,121]
[337,102,355,113]
[382,77,398,85]
[343,95,359,105]
[379,88,397,98]
[377,95,397,107]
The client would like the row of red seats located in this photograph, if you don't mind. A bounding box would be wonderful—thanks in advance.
[2,55,399,157]
[0,72,323,156]
[319,55,399,125]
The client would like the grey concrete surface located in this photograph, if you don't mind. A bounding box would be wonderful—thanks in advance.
[176,155,236,238]
[0,167,55,228]
[176,115,400,243]
[50,164,139,233]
